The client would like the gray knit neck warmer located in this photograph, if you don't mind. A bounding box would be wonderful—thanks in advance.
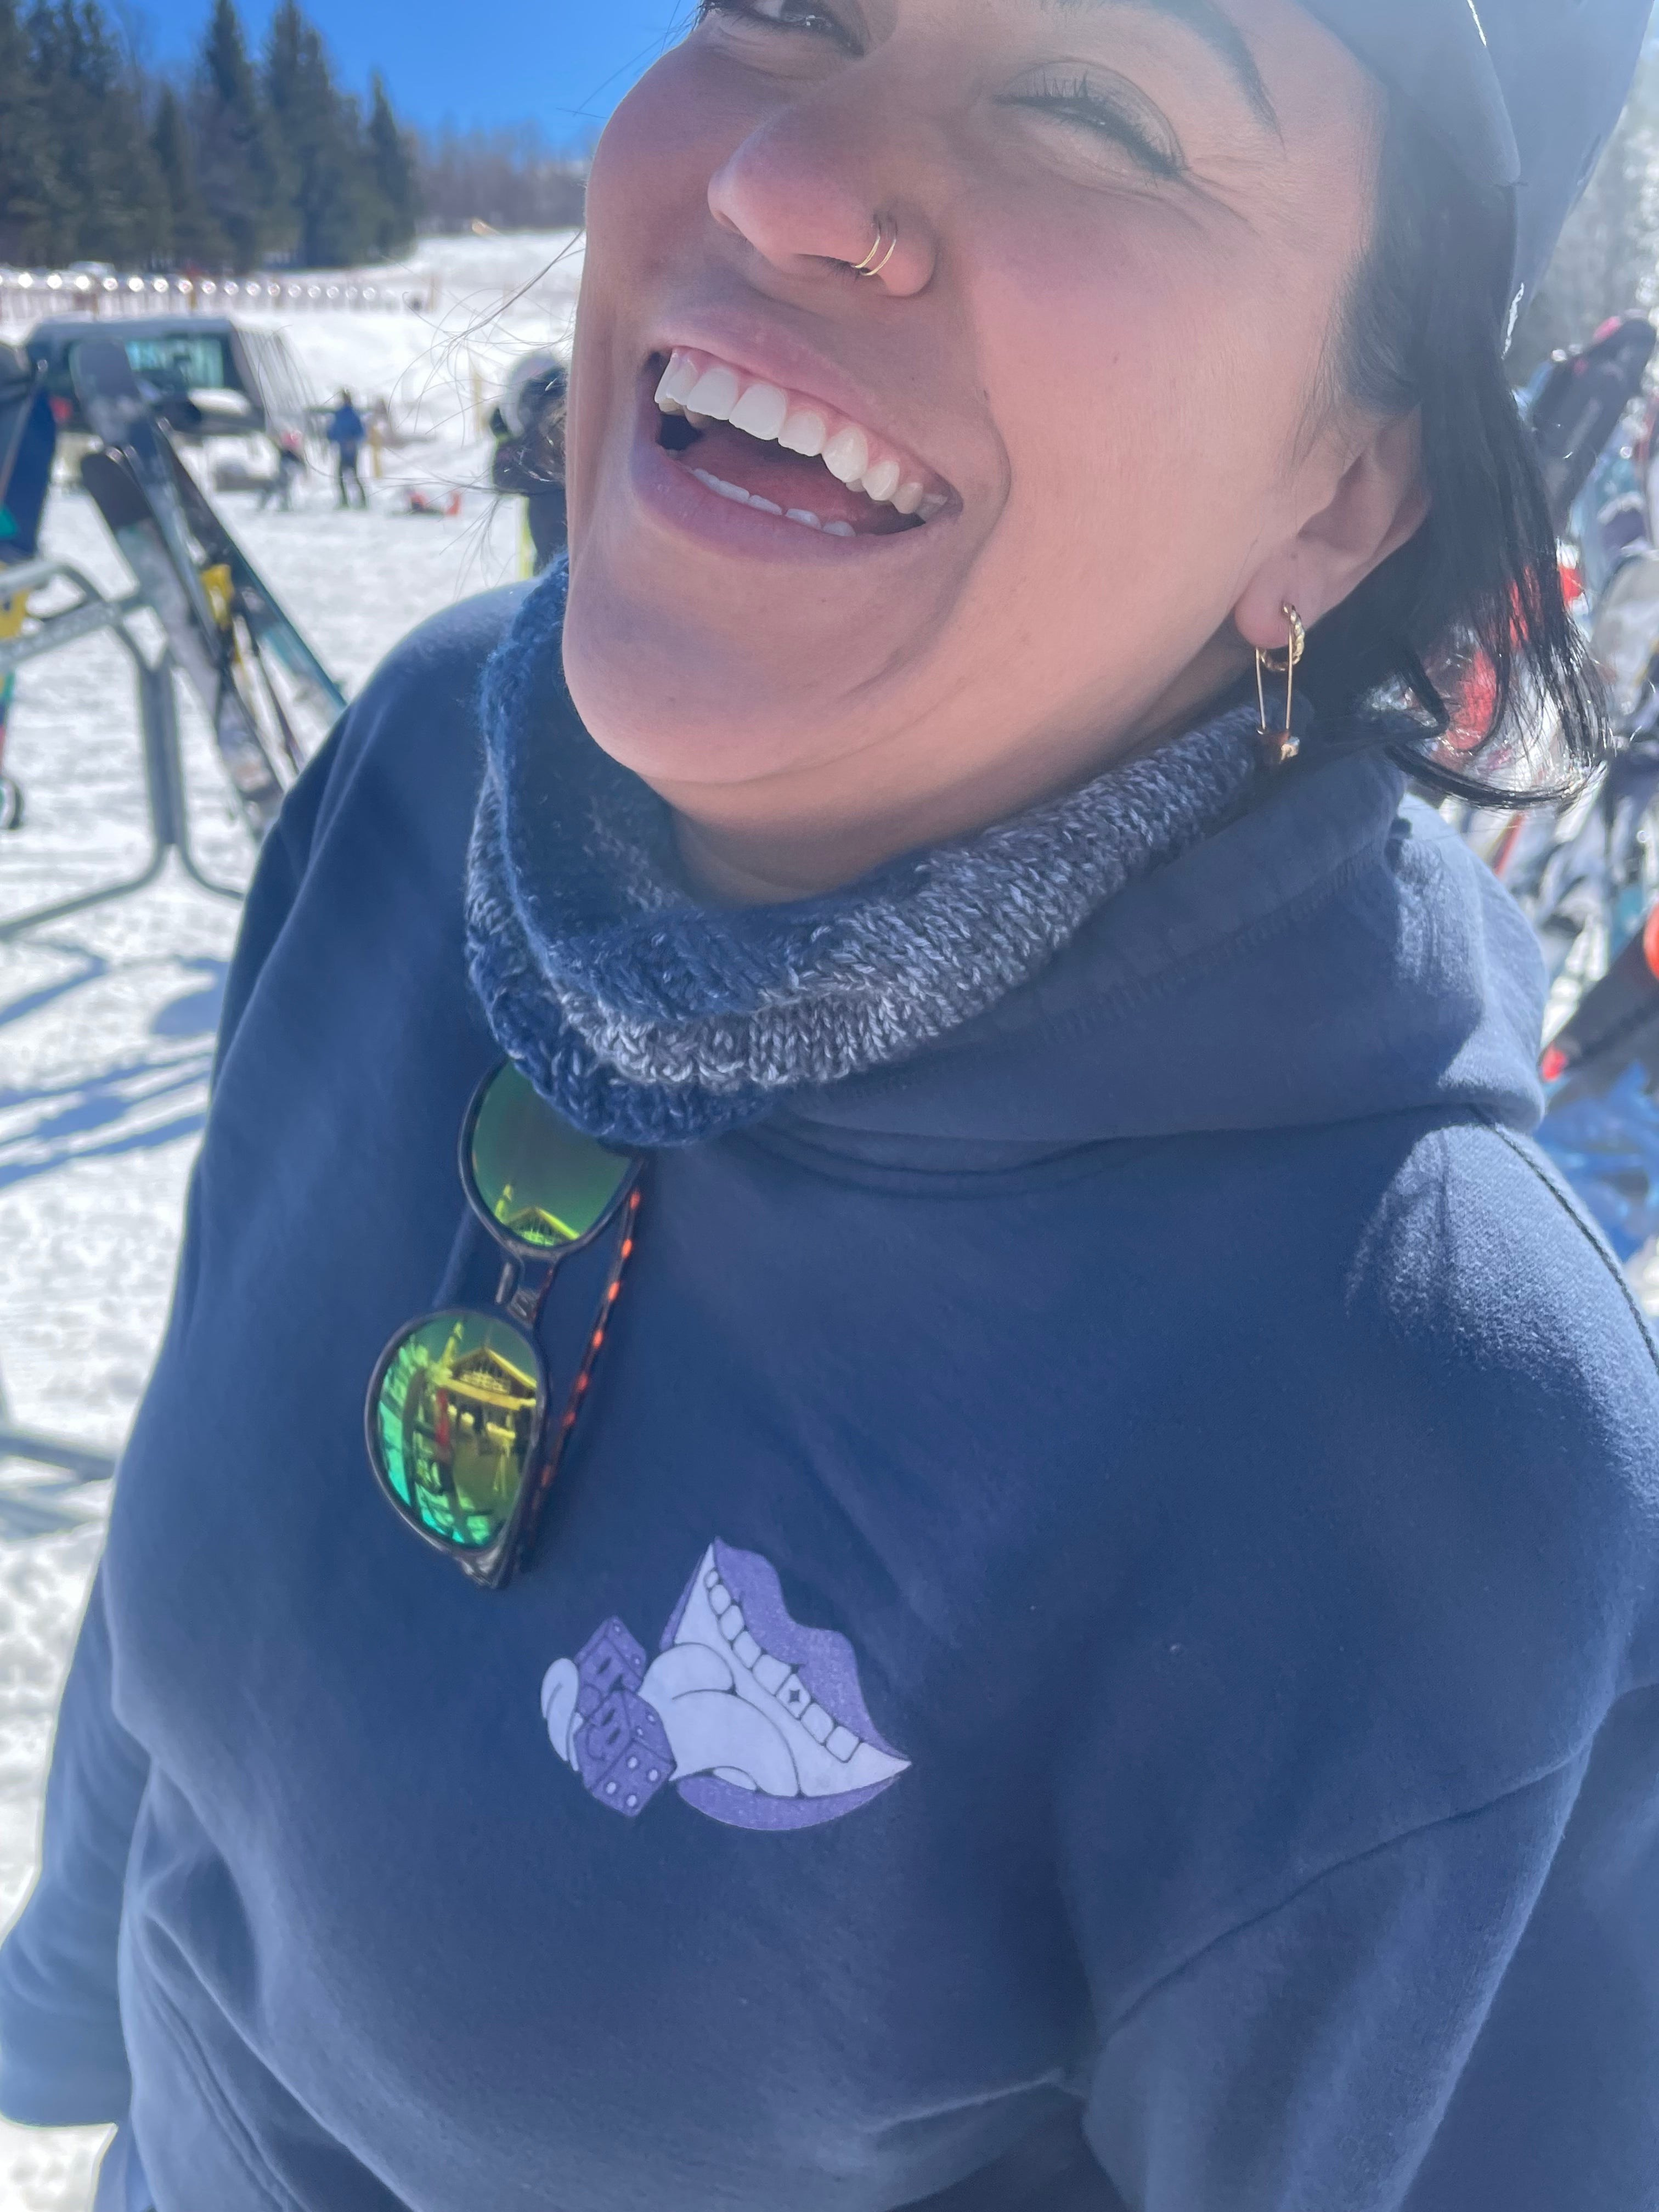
[466,564,1268,1148]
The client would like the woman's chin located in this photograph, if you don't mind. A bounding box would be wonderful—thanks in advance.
[561,583,860,798]
[562,514,936,798]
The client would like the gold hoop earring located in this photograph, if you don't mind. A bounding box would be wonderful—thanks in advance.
[851,219,899,280]
[1255,605,1306,770]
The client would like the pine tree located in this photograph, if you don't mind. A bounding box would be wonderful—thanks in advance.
[0,0,58,263]
[27,0,166,267]
[366,72,417,259]
[24,0,84,264]
[264,1,372,267]
[414,127,586,234]
[0,0,418,274]
[193,0,283,272]
[152,83,225,269]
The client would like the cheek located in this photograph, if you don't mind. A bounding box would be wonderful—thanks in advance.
[569,60,727,477]
[579,46,789,293]
[968,213,1328,631]
[585,66,701,258]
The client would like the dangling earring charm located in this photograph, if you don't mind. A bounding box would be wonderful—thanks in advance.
[1255,605,1306,770]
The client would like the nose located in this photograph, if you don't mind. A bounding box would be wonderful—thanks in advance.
[707,88,936,298]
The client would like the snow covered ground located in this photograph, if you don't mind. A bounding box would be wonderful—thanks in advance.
[0,233,577,2209]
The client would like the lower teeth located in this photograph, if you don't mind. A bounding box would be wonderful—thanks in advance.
[690,469,854,535]
[692,468,751,505]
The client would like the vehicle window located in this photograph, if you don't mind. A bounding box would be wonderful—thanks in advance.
[118,334,234,394]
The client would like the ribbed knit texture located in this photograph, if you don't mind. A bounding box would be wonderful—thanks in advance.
[465,562,1267,1147]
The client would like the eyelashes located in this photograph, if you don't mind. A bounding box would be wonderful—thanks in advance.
[999,69,1186,180]
[692,9,1186,185]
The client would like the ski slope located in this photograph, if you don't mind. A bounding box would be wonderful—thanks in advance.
[0,233,577,2210]
[236,230,584,455]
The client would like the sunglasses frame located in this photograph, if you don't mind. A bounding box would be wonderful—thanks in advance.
[457,1062,637,1262]
[364,1304,554,1587]
[364,1062,645,1590]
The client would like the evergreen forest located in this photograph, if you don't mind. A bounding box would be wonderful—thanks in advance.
[0,0,587,272]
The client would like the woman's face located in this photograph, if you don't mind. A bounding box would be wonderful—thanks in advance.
[563,0,1422,889]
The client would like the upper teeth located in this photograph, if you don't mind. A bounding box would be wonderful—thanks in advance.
[656,348,945,522]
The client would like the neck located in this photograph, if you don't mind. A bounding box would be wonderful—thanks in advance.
[667,639,1249,908]
[469,581,1271,1149]
[672,785,1024,906]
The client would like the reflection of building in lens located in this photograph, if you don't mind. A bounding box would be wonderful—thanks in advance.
[489,1177,578,1248]
[471,1066,627,1249]
[402,1321,538,1538]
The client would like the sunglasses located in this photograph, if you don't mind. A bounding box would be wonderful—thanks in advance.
[364,1062,644,1589]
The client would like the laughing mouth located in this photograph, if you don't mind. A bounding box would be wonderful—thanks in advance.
[652,346,951,541]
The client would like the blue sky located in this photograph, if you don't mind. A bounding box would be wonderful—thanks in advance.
[132,0,693,142]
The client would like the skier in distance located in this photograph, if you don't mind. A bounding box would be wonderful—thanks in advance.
[326,390,367,510]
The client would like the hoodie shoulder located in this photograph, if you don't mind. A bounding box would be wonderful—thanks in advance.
[1334,1107,1659,1717]
[352,583,526,725]
[211,586,527,1081]
[309,584,529,849]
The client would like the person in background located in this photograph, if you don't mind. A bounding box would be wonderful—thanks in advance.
[0,580,26,831]
[489,352,568,573]
[327,390,367,511]
[258,432,307,514]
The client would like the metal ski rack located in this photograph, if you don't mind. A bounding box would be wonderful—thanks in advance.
[0,556,245,943]
[0,1362,117,1486]
[0,565,221,1493]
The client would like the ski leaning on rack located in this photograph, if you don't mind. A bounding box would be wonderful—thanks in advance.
[0,354,54,567]
[73,340,288,834]
[1,354,57,828]
[80,445,287,835]
[162,442,347,725]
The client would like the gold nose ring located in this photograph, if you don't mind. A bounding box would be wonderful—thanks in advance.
[851,219,899,280]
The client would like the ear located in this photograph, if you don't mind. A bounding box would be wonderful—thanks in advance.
[1234,410,1428,653]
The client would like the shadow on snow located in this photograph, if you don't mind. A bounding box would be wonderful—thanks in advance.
[0,952,228,1191]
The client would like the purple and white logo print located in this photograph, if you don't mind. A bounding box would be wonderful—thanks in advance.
[539,1540,911,1831]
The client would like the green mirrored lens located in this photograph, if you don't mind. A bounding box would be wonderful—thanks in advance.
[370,1310,544,1550]
[469,1063,632,1251]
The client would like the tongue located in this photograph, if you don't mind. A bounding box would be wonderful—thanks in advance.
[672,421,910,535]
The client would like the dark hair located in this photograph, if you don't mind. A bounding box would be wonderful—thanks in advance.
[1306,95,1610,801]
[490,377,568,498]
[518,376,568,490]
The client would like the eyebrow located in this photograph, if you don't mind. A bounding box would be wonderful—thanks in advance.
[1042,0,1281,136]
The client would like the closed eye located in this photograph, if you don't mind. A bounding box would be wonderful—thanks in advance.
[998,67,1186,181]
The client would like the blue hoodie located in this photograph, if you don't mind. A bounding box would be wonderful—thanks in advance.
[4,589,1658,2212]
